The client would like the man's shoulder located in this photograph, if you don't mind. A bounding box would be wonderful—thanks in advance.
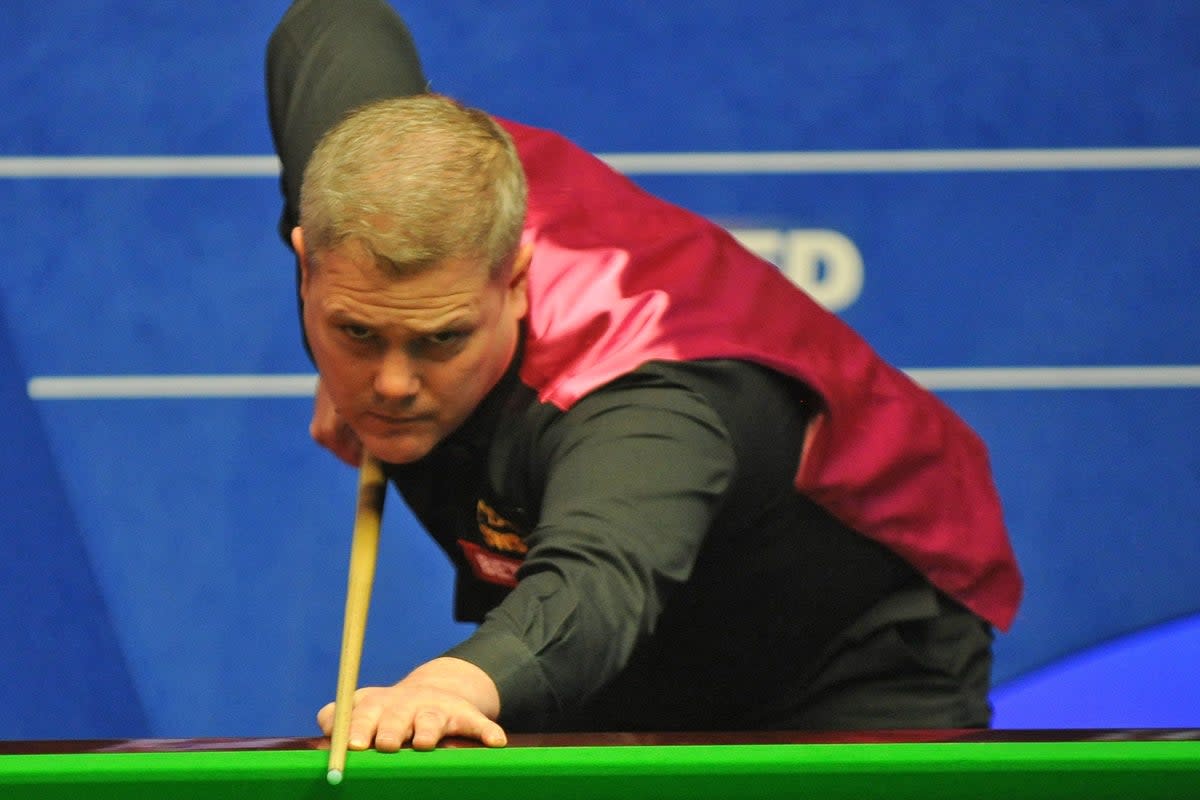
[563,359,811,440]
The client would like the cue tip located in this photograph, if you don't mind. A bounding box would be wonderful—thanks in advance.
[326,768,344,786]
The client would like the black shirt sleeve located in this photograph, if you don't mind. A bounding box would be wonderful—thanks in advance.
[444,372,737,726]
[266,0,428,243]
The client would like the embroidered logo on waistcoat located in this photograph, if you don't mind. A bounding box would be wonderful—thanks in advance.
[456,498,530,589]
[458,540,522,588]
[476,498,529,555]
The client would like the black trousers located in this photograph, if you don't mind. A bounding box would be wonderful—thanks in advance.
[782,585,995,729]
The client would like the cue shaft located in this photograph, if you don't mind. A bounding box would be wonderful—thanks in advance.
[327,453,387,785]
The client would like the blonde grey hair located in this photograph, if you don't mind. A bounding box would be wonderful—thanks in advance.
[299,94,527,278]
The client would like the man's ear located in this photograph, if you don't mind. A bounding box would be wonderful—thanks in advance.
[292,227,311,296]
[508,242,533,318]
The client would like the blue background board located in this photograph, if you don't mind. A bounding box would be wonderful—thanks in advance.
[1,1,1197,738]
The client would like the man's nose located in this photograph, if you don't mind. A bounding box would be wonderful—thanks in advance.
[373,349,420,400]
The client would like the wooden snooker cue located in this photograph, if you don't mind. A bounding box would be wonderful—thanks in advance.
[326,453,387,786]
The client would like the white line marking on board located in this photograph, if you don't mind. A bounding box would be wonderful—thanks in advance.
[27,374,318,398]
[26,366,1200,399]
[3,147,1199,178]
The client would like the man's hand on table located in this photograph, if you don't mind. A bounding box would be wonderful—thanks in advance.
[317,657,507,752]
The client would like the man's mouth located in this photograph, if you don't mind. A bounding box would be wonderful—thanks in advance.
[364,410,428,426]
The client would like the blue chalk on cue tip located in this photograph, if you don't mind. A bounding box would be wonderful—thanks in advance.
[327,768,344,786]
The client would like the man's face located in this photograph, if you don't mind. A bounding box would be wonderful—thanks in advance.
[298,233,529,464]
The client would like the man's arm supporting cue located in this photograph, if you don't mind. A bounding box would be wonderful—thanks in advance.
[267,0,428,467]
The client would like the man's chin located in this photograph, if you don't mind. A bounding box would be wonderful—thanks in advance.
[360,432,438,465]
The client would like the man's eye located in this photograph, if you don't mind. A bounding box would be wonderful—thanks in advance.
[341,324,373,341]
[427,330,467,347]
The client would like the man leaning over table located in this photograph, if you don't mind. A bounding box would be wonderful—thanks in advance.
[265,0,1021,751]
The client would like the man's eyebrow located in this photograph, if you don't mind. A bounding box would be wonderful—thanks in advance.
[327,307,478,334]
[327,309,369,323]
[412,315,477,335]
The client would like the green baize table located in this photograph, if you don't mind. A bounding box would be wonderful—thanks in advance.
[3,729,1199,799]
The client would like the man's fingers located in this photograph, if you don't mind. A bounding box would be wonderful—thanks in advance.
[347,694,386,750]
[340,430,364,466]
[310,416,361,466]
[372,724,410,753]
[309,378,362,466]
[316,681,507,751]
[479,720,508,748]
[316,701,335,734]
[408,708,447,752]
[449,712,507,749]
[408,707,508,751]
[316,688,389,749]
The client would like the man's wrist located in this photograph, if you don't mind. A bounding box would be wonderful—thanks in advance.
[442,630,559,727]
